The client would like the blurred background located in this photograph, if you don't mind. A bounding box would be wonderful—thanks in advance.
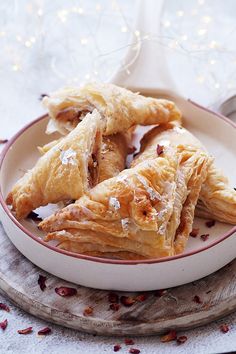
[1,0,236,137]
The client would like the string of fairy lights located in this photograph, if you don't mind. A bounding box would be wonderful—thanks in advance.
[0,0,235,104]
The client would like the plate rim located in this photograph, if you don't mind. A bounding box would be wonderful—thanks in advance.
[1,102,236,266]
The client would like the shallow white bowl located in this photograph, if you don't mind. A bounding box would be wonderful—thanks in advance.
[0,89,236,291]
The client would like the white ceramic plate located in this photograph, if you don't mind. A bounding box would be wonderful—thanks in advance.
[0,89,236,291]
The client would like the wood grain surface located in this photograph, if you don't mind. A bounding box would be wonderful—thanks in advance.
[0,222,235,336]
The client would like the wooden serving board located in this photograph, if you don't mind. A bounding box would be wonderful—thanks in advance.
[0,222,235,336]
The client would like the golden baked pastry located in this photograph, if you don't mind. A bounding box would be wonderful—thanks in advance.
[137,122,236,225]
[196,165,236,224]
[39,123,211,259]
[43,82,182,136]
[6,110,104,219]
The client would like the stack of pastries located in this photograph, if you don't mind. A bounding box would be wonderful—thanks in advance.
[6,83,236,260]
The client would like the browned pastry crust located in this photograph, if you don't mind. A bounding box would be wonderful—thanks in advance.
[39,123,211,259]
[43,82,182,136]
[6,110,103,219]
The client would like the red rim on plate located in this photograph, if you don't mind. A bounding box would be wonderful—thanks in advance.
[0,105,236,265]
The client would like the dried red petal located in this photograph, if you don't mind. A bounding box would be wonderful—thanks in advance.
[193,295,202,304]
[83,306,93,316]
[129,349,140,354]
[177,335,188,344]
[55,287,77,297]
[0,303,10,312]
[135,294,148,302]
[38,275,47,291]
[220,324,229,333]
[0,139,8,144]
[38,327,51,335]
[0,319,8,330]
[154,289,166,297]
[205,220,215,228]
[109,303,120,311]
[189,228,199,238]
[108,292,119,303]
[200,234,209,241]
[113,344,121,352]
[120,296,136,307]
[18,327,33,334]
[128,146,137,155]
[156,144,164,156]
[160,330,177,342]
[27,211,43,222]
[125,338,135,345]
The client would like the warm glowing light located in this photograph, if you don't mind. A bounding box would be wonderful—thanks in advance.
[57,10,68,23]
[209,59,216,65]
[196,75,205,84]
[12,64,20,71]
[163,20,171,28]
[202,16,212,24]
[0,31,6,37]
[198,28,207,36]
[209,40,218,49]
[80,38,88,45]
[121,26,127,33]
[25,40,32,47]
[134,30,140,37]
[176,10,184,17]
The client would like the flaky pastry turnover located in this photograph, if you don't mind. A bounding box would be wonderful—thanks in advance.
[39,123,211,259]
[43,82,182,136]
[137,122,236,225]
[6,110,104,219]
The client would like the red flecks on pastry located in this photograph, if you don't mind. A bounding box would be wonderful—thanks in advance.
[176,335,188,344]
[0,303,10,312]
[193,295,202,304]
[160,330,177,342]
[156,144,164,156]
[38,275,47,291]
[38,327,51,335]
[0,319,8,330]
[55,287,77,297]
[200,234,209,241]
[108,292,119,303]
[18,327,33,335]
[120,296,136,307]
[109,303,120,311]
[220,324,229,333]
[135,294,148,302]
[83,306,94,316]
[205,220,215,228]
[127,146,137,155]
[189,228,199,237]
